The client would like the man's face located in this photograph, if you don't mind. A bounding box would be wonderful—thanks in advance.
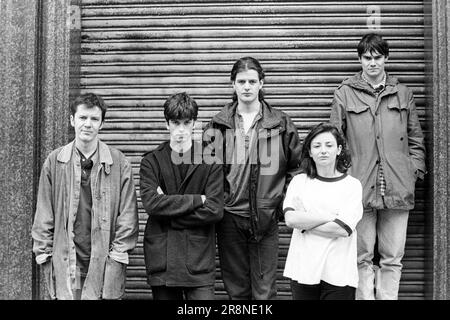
[166,118,195,145]
[359,50,388,80]
[70,104,103,144]
[232,69,263,104]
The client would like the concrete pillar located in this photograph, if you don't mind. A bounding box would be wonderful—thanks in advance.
[0,0,39,300]
[0,0,71,299]
[429,0,450,300]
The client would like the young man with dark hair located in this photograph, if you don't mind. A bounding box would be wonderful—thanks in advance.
[32,92,139,300]
[330,33,426,300]
[204,57,302,300]
[140,92,224,300]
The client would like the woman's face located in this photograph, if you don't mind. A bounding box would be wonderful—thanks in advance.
[309,131,342,170]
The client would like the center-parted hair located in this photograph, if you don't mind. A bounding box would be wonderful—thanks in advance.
[163,92,199,123]
[357,33,389,58]
[70,93,107,122]
[300,123,351,179]
[230,56,265,102]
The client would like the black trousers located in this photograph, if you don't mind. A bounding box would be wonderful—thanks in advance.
[151,285,215,300]
[217,213,278,300]
[291,280,355,300]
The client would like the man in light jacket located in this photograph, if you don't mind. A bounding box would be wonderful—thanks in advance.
[32,93,139,300]
[330,33,426,300]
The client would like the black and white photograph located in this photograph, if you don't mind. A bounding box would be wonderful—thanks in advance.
[0,0,448,315]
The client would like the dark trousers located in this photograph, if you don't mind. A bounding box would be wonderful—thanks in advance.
[291,280,356,300]
[151,285,215,300]
[217,212,278,300]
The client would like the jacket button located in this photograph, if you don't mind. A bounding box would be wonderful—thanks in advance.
[400,137,404,141]
[376,136,380,139]
[371,186,375,189]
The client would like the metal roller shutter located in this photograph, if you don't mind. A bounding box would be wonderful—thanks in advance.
[78,0,428,299]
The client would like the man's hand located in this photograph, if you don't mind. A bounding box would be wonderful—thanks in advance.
[201,195,206,204]
[157,186,164,195]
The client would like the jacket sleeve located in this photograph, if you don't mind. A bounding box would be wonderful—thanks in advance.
[31,156,54,265]
[139,154,203,219]
[329,88,347,134]
[109,156,139,264]
[278,115,302,220]
[406,90,427,180]
[170,164,224,229]
[283,115,302,186]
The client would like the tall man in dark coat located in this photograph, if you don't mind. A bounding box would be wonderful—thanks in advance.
[139,92,224,300]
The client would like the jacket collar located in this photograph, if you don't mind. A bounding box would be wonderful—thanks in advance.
[343,71,399,93]
[153,141,202,193]
[57,140,113,166]
[211,100,282,130]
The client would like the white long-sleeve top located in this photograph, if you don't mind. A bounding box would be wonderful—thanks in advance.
[283,173,363,288]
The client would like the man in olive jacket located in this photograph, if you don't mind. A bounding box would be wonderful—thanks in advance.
[32,93,139,300]
[140,92,224,300]
[330,33,426,300]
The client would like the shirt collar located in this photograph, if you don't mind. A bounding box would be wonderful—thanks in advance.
[362,72,386,90]
[57,140,113,166]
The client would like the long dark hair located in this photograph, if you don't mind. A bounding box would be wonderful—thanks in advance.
[230,56,265,102]
[300,123,351,179]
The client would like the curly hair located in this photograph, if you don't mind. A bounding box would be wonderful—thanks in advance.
[300,122,352,179]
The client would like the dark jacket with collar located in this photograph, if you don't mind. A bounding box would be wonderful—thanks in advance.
[139,141,224,287]
[330,72,426,210]
[204,100,302,241]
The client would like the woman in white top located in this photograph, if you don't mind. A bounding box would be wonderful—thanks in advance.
[283,123,363,300]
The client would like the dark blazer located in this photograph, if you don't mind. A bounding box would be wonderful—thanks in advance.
[139,141,224,287]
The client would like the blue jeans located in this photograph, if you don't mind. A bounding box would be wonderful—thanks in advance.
[356,207,409,300]
[217,212,278,300]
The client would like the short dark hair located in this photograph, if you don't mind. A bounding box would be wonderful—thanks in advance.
[163,92,198,123]
[230,56,265,101]
[70,93,107,122]
[300,123,351,179]
[357,33,389,58]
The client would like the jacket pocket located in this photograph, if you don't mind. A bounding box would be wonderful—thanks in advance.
[186,235,215,275]
[408,157,419,184]
[42,260,56,300]
[387,100,408,123]
[102,256,126,299]
[387,99,408,111]
[255,197,281,235]
[347,104,370,114]
[143,233,167,274]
